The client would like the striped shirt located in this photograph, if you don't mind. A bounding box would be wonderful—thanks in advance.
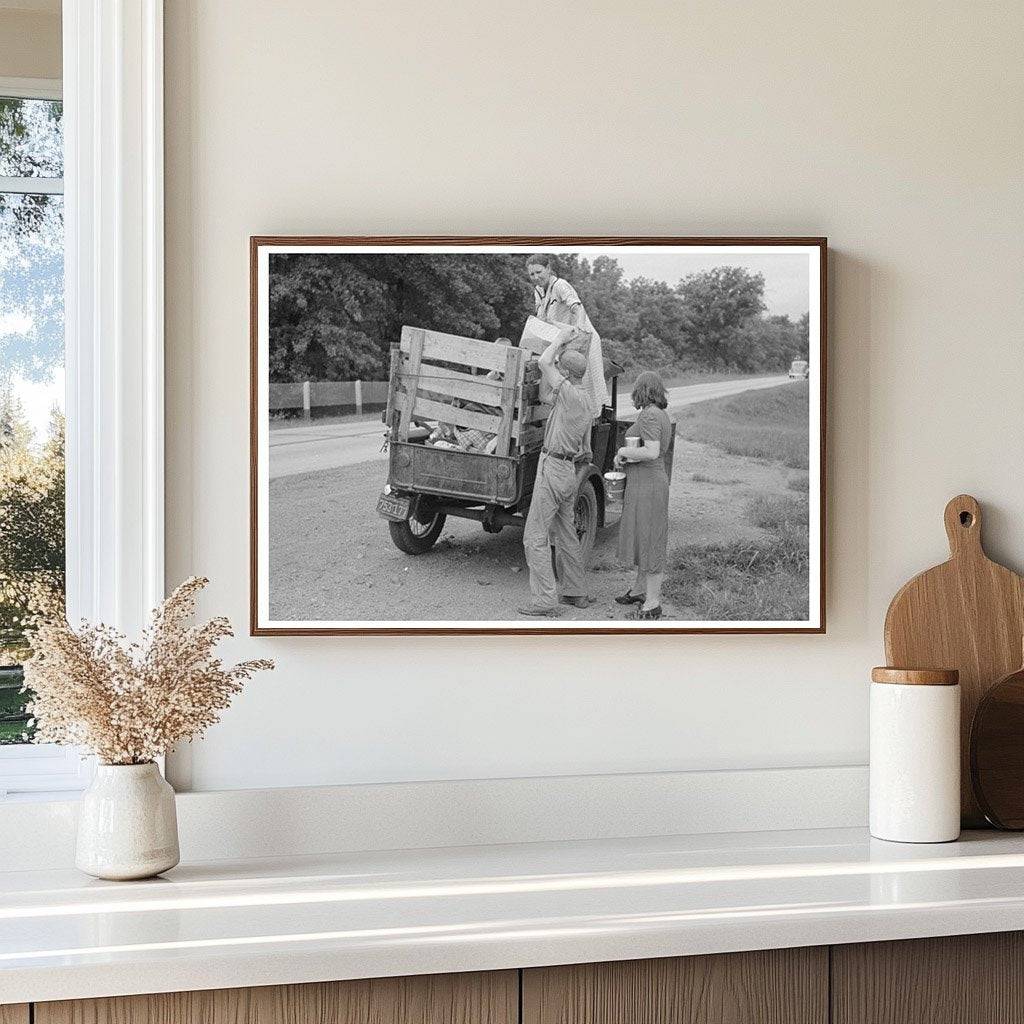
[533,277,609,414]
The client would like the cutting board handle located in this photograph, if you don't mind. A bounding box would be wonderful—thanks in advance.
[944,494,983,558]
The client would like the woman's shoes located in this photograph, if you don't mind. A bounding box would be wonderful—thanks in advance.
[632,605,663,620]
[615,591,645,605]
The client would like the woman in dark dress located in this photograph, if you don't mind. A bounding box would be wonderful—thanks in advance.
[614,372,673,620]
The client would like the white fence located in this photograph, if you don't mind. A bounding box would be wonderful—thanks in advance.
[269,380,390,419]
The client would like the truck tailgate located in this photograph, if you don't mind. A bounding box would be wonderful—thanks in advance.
[390,442,519,504]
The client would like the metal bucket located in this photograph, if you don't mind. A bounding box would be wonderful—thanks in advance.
[603,470,626,508]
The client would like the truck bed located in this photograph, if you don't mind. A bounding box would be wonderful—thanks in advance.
[384,326,555,506]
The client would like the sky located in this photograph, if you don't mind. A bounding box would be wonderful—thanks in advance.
[12,367,62,442]
[1,97,64,447]
[610,252,812,320]
[1,260,64,447]
[1,253,64,447]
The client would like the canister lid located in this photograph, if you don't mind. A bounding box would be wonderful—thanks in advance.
[871,667,959,686]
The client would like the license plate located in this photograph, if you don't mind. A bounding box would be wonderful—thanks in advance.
[376,493,411,521]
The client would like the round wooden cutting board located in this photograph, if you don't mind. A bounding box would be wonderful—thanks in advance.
[970,656,1024,829]
[884,494,1024,826]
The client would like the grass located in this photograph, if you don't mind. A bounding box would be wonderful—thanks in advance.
[664,486,810,621]
[0,674,32,745]
[665,382,812,620]
[664,527,809,620]
[691,472,742,485]
[269,409,385,431]
[674,381,810,469]
[0,720,30,745]
[745,493,810,531]
[621,368,767,391]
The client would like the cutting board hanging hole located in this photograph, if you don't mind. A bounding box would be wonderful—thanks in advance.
[944,494,982,557]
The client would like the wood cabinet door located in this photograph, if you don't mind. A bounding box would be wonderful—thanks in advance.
[522,948,828,1024]
[0,1006,29,1024]
[35,971,517,1024]
[832,932,1024,1024]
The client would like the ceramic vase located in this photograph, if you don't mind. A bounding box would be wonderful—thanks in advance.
[76,762,180,880]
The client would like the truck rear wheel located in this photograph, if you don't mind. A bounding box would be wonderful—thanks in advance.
[389,511,446,554]
[574,479,599,564]
[550,478,599,579]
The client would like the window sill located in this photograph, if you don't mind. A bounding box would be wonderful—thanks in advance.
[0,744,93,799]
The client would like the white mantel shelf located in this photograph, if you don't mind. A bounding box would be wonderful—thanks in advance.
[4,827,1024,1004]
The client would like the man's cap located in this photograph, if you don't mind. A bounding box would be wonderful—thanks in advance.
[559,350,588,382]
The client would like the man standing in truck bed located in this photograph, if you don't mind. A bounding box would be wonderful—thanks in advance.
[518,330,595,618]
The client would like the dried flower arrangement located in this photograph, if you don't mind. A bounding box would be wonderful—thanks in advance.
[22,577,273,765]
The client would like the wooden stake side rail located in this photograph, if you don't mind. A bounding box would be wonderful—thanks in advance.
[396,328,425,442]
[521,403,552,426]
[495,345,520,457]
[398,359,510,406]
[384,347,402,433]
[412,398,504,435]
[399,326,512,372]
[393,327,544,459]
[516,425,546,448]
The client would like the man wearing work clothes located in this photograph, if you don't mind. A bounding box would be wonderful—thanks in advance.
[518,332,595,618]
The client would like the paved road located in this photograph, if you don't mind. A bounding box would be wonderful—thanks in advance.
[267,374,791,479]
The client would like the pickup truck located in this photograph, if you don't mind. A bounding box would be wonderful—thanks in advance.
[376,325,674,563]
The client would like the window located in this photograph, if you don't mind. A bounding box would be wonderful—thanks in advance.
[0,81,85,797]
[0,6,166,797]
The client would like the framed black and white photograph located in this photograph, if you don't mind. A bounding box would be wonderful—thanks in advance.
[250,237,826,635]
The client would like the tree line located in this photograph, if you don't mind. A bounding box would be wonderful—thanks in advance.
[268,253,810,383]
[0,395,64,667]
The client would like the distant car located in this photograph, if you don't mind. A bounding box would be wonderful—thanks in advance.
[788,360,809,380]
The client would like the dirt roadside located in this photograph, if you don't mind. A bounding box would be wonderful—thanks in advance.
[268,438,803,623]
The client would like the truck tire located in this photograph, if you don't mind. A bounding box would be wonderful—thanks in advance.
[551,478,600,580]
[574,478,599,564]
[389,511,446,554]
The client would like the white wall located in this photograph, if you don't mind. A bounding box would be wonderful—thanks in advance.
[0,5,61,80]
[164,0,1024,792]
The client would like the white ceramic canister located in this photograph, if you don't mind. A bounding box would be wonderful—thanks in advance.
[869,667,960,843]
[76,762,180,880]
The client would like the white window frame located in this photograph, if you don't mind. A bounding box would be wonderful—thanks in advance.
[0,1,165,798]
[0,76,83,797]
[0,77,61,101]
[0,77,64,192]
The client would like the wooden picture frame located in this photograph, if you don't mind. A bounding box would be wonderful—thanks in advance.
[251,236,827,635]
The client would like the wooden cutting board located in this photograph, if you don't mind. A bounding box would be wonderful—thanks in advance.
[970,651,1024,829]
[884,494,1024,826]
